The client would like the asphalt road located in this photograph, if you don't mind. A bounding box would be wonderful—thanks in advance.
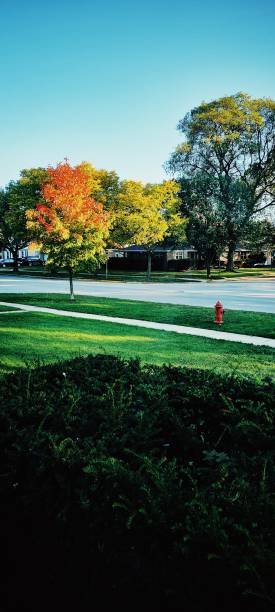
[0,275,275,314]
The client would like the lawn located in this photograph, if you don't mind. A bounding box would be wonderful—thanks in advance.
[99,267,275,281]
[182,267,275,280]
[0,310,274,379]
[0,304,20,312]
[1,266,274,282]
[1,293,275,338]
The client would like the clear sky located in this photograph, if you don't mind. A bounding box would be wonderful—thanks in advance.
[1,0,275,187]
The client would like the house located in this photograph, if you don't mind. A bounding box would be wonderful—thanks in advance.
[109,244,275,271]
[1,242,273,268]
[220,247,253,265]
[107,245,198,271]
[0,245,41,260]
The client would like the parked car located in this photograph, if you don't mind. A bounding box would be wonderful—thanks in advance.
[21,256,44,267]
[0,258,20,268]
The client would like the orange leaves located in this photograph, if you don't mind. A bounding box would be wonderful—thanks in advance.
[36,204,55,232]
[41,161,108,229]
[28,161,109,239]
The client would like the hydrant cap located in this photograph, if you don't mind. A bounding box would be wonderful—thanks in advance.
[215,300,223,307]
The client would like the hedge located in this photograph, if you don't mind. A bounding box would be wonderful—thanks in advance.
[1,354,275,611]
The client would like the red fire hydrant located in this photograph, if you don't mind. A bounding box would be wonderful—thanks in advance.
[214,300,224,325]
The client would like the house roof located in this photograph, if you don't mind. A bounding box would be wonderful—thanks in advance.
[108,245,197,253]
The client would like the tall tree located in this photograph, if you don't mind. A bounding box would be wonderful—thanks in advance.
[0,168,49,271]
[26,161,110,299]
[167,93,275,270]
[110,179,185,280]
[181,173,227,277]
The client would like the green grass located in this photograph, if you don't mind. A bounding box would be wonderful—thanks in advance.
[0,268,190,282]
[182,267,275,280]
[0,310,274,379]
[0,304,19,312]
[0,268,197,282]
[1,293,275,339]
[89,267,275,280]
[101,267,275,280]
[1,266,274,281]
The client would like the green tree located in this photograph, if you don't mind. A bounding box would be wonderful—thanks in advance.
[167,93,275,270]
[0,168,49,271]
[72,165,186,280]
[243,218,275,264]
[181,173,227,278]
[110,179,185,280]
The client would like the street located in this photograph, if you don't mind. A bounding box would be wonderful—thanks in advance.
[0,275,275,313]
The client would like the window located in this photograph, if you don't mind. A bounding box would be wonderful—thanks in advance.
[174,251,184,260]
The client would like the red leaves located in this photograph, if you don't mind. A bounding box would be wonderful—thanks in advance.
[36,204,55,232]
[41,161,107,227]
[31,161,109,237]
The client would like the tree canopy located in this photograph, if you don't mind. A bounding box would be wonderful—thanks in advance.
[181,173,227,277]
[26,161,110,298]
[110,179,185,279]
[167,93,275,270]
[0,168,49,270]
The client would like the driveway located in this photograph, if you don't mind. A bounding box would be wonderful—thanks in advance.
[0,275,275,314]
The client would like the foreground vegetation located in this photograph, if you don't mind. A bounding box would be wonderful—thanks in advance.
[1,293,275,339]
[1,354,275,611]
[0,310,274,379]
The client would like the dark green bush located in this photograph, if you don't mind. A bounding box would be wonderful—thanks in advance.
[1,354,275,611]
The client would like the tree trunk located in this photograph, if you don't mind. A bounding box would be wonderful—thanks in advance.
[196,250,203,270]
[226,243,236,272]
[68,268,75,300]
[147,251,152,282]
[105,258,108,280]
[11,249,19,272]
[163,253,168,271]
[206,260,211,279]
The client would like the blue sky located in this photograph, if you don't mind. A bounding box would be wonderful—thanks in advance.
[0,0,274,186]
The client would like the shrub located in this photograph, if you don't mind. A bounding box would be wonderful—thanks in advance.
[1,354,275,611]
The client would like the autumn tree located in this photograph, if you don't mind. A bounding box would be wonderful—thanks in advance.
[0,168,49,271]
[26,161,110,299]
[167,93,275,270]
[109,179,185,280]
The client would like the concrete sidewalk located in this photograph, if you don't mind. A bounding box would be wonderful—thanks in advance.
[1,300,275,349]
